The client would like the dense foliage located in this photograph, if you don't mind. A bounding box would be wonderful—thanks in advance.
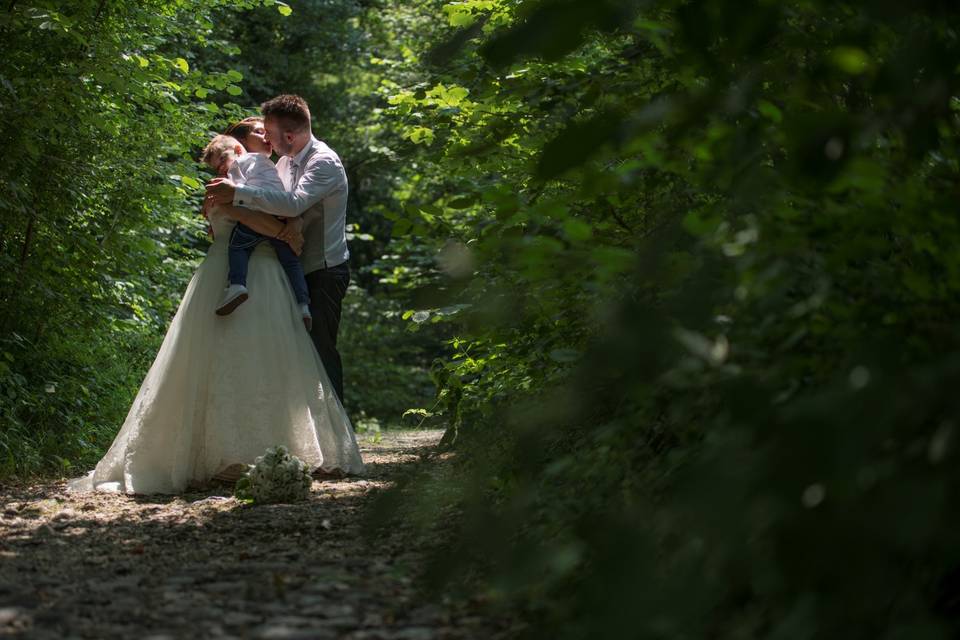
[373,1,960,638]
[4,0,960,637]
[0,0,259,475]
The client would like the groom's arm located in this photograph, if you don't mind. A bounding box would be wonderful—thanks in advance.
[230,157,345,218]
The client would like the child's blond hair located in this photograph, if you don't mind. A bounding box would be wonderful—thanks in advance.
[201,134,241,166]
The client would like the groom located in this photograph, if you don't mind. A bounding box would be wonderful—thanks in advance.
[205,94,351,404]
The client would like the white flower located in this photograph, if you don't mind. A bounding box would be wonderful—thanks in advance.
[235,445,312,504]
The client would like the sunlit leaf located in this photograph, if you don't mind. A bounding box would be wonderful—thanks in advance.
[832,46,871,74]
[180,176,201,190]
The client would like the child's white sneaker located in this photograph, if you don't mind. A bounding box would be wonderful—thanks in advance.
[216,284,248,316]
[301,304,312,331]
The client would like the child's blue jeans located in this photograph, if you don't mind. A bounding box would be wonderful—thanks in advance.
[227,223,310,305]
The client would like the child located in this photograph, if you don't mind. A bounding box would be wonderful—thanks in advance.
[200,134,312,330]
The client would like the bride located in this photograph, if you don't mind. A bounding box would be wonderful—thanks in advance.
[68,117,364,495]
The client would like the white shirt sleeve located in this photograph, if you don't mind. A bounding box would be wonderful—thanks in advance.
[233,155,344,218]
[242,155,286,192]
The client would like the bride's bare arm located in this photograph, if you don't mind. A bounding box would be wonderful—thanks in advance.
[207,202,304,254]
[210,203,283,235]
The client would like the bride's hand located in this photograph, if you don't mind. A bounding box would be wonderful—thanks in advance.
[284,229,305,256]
[276,217,304,255]
[276,216,304,240]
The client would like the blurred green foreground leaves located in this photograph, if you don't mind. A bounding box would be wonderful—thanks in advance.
[374,0,960,638]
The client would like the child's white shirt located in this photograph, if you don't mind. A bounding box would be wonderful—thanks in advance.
[227,153,285,193]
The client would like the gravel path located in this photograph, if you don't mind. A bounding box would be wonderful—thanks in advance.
[0,430,510,639]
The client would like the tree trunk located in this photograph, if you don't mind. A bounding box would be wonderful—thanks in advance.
[18,212,36,271]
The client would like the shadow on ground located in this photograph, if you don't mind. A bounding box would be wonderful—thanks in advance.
[0,429,512,640]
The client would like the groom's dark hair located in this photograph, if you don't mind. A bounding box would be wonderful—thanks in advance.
[261,94,311,133]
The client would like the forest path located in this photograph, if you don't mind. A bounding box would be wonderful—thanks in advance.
[0,430,508,639]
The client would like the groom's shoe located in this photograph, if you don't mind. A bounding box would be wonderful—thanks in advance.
[216,284,249,316]
[301,304,313,332]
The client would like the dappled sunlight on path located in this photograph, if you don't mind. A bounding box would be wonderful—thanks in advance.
[0,430,510,639]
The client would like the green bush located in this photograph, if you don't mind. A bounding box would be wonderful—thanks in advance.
[0,327,162,478]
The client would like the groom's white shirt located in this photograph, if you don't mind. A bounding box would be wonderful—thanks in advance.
[232,136,349,274]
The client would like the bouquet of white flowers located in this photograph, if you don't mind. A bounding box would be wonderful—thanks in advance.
[235,446,313,504]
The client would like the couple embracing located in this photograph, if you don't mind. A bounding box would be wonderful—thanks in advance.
[69,95,364,495]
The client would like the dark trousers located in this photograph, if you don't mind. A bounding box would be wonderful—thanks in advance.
[305,262,349,404]
[228,224,310,305]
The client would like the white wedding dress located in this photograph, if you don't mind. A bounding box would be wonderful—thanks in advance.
[68,211,364,494]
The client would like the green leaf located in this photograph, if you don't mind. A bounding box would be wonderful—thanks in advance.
[225,85,243,96]
[683,209,722,237]
[591,247,635,272]
[180,176,201,190]
[443,3,477,27]
[173,57,189,73]
[832,46,870,74]
[562,219,593,242]
[758,99,782,123]
[276,2,293,16]
[407,126,435,145]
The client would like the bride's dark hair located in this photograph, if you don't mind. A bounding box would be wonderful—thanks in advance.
[224,116,264,148]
